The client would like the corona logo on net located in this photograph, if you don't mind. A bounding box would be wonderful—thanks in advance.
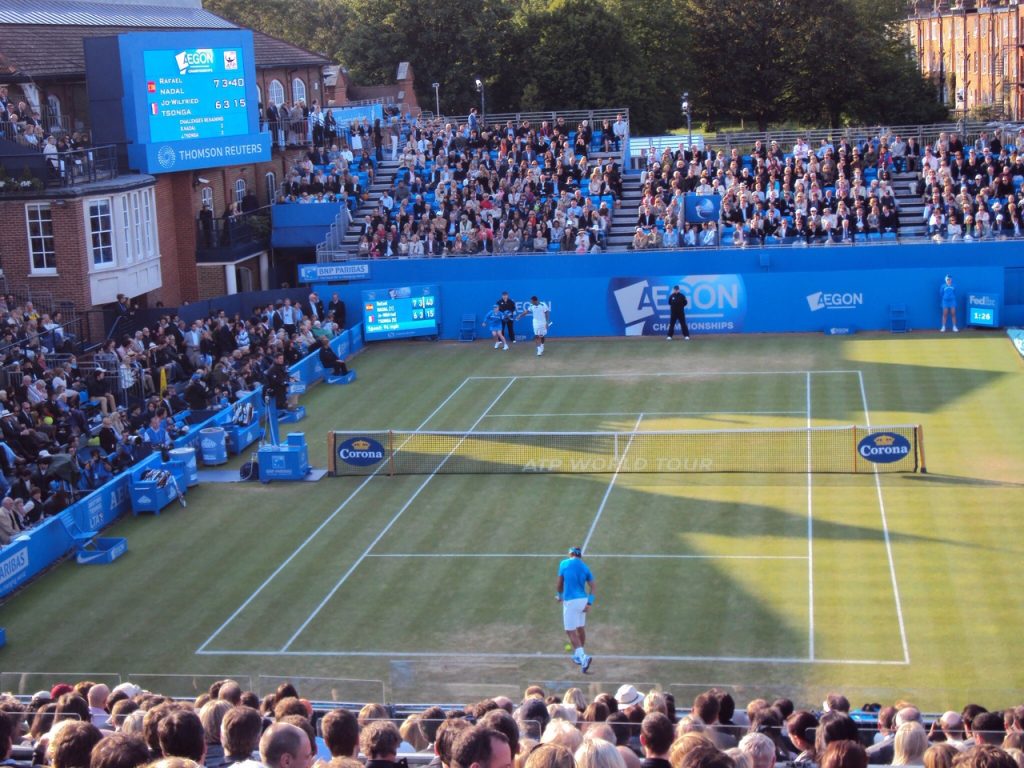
[857,432,911,463]
[338,436,385,466]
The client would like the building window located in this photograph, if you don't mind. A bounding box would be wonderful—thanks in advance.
[131,191,143,259]
[266,171,276,203]
[143,188,155,255]
[269,79,285,106]
[88,199,114,266]
[120,195,133,262]
[201,186,213,210]
[292,77,307,105]
[45,94,61,131]
[25,203,56,273]
[234,178,246,206]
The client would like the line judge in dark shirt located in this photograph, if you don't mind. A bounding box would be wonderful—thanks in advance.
[666,285,690,340]
[497,291,517,344]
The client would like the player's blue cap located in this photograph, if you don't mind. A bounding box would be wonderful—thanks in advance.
[568,546,582,557]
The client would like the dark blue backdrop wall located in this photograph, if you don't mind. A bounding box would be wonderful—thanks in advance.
[311,242,1024,340]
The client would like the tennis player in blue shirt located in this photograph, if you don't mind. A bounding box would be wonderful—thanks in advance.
[940,274,958,333]
[556,546,595,672]
[483,304,509,350]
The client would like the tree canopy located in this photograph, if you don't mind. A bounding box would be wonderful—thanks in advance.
[205,0,945,132]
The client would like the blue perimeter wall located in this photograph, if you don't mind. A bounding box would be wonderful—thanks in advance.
[312,242,1024,339]
[0,329,364,600]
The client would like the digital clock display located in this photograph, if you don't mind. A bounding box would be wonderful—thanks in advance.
[143,47,249,143]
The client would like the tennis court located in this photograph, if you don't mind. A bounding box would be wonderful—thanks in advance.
[3,333,1023,706]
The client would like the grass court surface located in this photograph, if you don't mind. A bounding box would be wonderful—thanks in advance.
[2,333,1023,707]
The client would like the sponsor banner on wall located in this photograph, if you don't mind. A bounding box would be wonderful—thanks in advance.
[608,275,747,336]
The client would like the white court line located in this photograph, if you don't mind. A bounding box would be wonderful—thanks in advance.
[366,553,808,561]
[195,648,908,665]
[858,370,911,665]
[806,371,815,661]
[469,370,860,380]
[481,410,806,418]
[195,376,474,654]
[581,413,644,553]
[280,377,519,652]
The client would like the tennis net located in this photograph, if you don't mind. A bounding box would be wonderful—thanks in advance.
[327,424,925,476]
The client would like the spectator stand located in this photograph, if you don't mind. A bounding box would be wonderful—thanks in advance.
[0,322,365,602]
[314,107,630,261]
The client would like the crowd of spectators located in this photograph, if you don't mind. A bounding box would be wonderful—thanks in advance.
[273,109,629,257]
[913,130,1024,241]
[0,85,92,178]
[2,680,1023,768]
[0,292,350,548]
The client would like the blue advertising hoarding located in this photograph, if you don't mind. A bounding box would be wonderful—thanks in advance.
[86,30,270,174]
[299,263,371,283]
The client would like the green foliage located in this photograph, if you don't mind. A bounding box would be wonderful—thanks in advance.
[214,0,945,131]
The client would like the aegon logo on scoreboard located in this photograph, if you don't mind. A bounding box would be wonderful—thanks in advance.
[175,48,214,75]
[609,275,746,335]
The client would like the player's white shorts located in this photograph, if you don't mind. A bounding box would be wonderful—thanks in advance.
[563,597,588,631]
[533,323,548,338]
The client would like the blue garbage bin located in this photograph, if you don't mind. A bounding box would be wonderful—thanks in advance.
[199,427,227,466]
[170,447,200,486]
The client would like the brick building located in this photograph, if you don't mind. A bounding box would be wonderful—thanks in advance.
[0,0,410,327]
[906,0,1024,119]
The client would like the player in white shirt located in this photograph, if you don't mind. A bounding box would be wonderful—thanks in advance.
[518,296,550,356]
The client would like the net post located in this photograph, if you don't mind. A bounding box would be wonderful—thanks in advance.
[916,424,928,474]
[327,431,336,476]
[852,425,858,474]
[388,430,395,477]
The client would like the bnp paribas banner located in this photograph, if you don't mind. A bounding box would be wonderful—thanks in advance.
[608,275,747,336]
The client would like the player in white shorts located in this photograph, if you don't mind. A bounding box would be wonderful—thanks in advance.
[518,296,550,356]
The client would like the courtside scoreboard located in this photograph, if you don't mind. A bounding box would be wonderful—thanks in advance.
[85,30,270,174]
[967,293,1000,328]
[362,285,440,341]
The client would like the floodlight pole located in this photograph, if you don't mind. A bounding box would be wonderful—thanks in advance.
[432,82,440,118]
[475,78,485,126]
[681,92,693,156]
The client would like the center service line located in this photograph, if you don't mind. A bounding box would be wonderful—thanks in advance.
[280,377,518,652]
[582,413,644,554]
[857,370,911,664]
[195,376,473,654]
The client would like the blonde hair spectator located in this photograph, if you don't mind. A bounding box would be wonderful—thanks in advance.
[541,720,583,754]
[894,723,928,766]
[575,739,627,768]
[669,733,717,768]
[924,744,961,768]
[564,689,588,713]
[400,716,429,752]
[643,693,667,716]
[525,743,575,768]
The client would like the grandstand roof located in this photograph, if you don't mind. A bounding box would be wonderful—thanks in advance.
[0,1,332,80]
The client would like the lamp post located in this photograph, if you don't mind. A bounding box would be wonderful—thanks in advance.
[475,78,485,127]
[432,82,440,118]
[681,92,693,156]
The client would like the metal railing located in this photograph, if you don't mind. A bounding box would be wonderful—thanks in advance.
[196,205,271,259]
[0,144,118,190]
[314,208,354,263]
[628,120,998,166]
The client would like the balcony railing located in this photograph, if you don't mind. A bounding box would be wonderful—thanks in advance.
[196,205,271,262]
[0,144,118,191]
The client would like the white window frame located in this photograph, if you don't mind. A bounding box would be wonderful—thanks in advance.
[234,178,246,205]
[131,191,143,259]
[201,186,214,210]
[142,188,155,256]
[269,79,285,107]
[25,203,56,274]
[88,198,115,267]
[292,77,307,105]
[265,171,276,203]
[120,195,133,263]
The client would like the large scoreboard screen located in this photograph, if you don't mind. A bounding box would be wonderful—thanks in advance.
[85,31,270,174]
[362,285,440,341]
[143,47,250,143]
